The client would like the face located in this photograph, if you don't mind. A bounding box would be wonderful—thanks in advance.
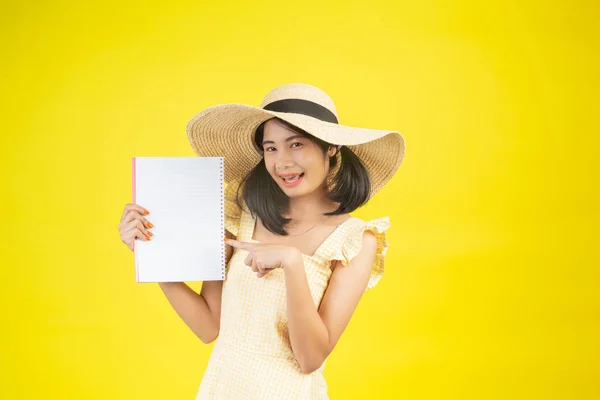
[261,119,337,197]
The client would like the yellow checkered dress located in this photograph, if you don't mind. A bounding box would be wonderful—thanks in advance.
[196,179,390,399]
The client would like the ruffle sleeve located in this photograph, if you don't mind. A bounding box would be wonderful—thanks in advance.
[332,217,391,291]
[223,178,244,237]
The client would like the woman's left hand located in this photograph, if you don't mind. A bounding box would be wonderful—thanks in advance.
[224,239,301,278]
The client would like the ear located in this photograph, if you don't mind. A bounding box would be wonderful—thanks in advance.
[327,145,338,158]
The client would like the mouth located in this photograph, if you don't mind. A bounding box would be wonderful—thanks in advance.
[279,173,304,187]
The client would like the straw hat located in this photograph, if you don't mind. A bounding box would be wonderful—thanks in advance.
[186,83,405,198]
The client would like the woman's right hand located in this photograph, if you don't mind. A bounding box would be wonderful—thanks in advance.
[118,203,153,252]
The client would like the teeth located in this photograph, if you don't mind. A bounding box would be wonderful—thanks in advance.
[283,174,301,183]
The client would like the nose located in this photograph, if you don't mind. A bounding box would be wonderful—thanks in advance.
[275,148,295,170]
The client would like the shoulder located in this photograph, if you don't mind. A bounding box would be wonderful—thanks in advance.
[341,215,391,237]
[330,216,391,290]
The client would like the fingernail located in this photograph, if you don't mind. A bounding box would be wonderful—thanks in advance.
[147,231,153,237]
[144,210,149,215]
[148,222,154,228]
[223,238,229,242]
[145,236,150,240]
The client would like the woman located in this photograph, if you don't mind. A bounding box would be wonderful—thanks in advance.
[118,83,406,399]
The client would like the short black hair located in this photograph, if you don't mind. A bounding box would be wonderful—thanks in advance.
[234,118,371,236]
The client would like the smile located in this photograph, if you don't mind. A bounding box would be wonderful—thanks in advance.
[280,173,304,187]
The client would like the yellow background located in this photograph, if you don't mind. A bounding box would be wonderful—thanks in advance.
[2,1,599,399]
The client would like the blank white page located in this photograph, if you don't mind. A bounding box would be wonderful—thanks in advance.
[132,157,225,283]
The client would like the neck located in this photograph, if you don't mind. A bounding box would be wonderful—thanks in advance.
[285,187,336,222]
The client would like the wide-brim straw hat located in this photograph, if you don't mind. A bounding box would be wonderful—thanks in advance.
[186,83,405,198]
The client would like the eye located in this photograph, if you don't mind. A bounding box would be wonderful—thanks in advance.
[264,146,276,152]
[291,142,302,148]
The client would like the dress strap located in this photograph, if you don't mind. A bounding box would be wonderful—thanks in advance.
[237,208,255,242]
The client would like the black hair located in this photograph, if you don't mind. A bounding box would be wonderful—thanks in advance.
[234,118,371,236]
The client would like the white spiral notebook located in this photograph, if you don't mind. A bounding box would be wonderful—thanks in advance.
[132,157,226,283]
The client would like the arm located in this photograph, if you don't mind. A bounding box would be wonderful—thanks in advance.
[284,231,378,374]
[158,229,235,344]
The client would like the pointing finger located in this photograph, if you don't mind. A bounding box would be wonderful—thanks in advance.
[224,238,255,251]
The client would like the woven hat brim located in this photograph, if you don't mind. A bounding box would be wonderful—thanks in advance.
[186,104,405,197]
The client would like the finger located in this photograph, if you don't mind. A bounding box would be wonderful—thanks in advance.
[256,261,267,274]
[125,218,152,238]
[119,213,153,237]
[121,210,152,228]
[121,203,149,221]
[225,239,255,251]
[133,227,151,241]
[123,227,151,244]
[122,210,137,224]
[251,259,259,273]
[256,262,270,278]
[244,253,253,267]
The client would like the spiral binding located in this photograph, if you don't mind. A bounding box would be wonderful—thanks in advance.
[220,157,225,280]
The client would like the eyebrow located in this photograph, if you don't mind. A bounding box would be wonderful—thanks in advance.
[262,134,305,146]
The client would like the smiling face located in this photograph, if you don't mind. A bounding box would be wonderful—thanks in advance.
[260,119,337,197]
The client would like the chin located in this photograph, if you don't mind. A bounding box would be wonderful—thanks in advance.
[284,188,307,196]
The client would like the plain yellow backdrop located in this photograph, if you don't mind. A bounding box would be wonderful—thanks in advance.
[2,0,599,399]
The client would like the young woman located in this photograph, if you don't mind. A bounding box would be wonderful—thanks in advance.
[118,83,405,399]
